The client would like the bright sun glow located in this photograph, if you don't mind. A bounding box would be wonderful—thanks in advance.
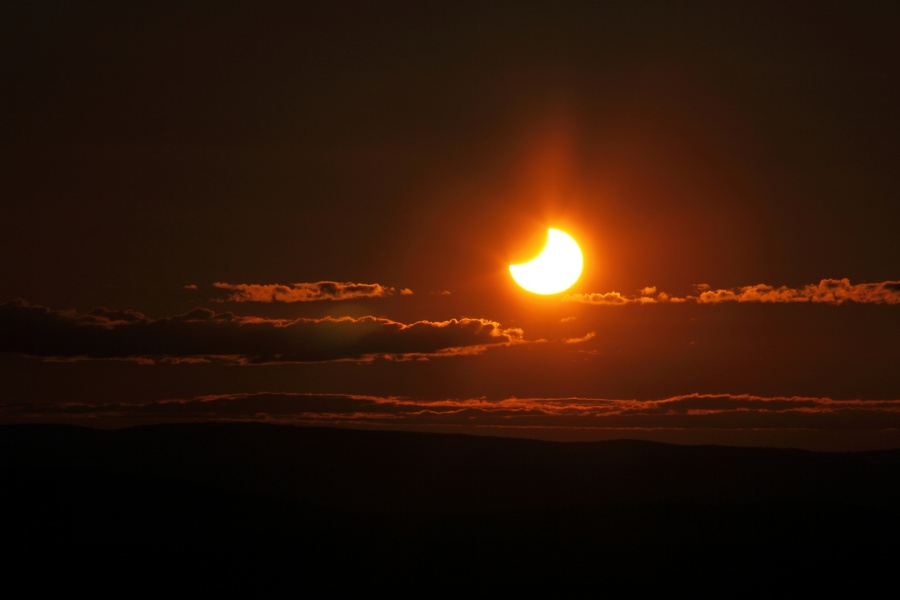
[509,228,583,294]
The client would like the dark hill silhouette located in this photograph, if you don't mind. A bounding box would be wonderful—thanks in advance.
[3,422,899,593]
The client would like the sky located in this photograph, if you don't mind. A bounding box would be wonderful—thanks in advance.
[2,2,899,450]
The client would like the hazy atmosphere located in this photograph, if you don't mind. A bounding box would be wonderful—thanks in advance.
[3,2,899,450]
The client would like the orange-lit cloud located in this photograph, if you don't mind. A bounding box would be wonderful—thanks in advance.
[563,332,596,344]
[7,392,900,450]
[694,279,900,304]
[568,279,900,305]
[566,291,631,306]
[0,300,522,364]
[212,281,403,302]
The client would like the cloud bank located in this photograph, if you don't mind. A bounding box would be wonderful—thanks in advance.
[567,278,900,305]
[0,300,522,364]
[212,281,402,302]
[6,392,900,451]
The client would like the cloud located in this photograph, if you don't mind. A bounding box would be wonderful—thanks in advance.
[212,281,402,302]
[566,291,631,306]
[0,300,523,364]
[694,279,900,304]
[567,279,900,306]
[563,332,596,344]
[8,392,900,450]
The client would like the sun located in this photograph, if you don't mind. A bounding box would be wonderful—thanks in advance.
[509,228,583,294]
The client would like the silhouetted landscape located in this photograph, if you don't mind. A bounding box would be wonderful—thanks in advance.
[4,422,899,593]
[5,4,900,594]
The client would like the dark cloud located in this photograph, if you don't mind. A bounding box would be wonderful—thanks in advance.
[567,279,900,305]
[6,392,900,451]
[0,300,522,364]
[212,281,403,302]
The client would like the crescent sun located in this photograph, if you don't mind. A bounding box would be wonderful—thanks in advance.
[509,228,583,295]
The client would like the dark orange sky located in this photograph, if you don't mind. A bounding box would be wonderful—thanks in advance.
[2,2,899,450]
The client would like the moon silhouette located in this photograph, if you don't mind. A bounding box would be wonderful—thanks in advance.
[509,228,583,294]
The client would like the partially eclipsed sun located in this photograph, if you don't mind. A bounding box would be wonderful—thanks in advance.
[510,228,583,295]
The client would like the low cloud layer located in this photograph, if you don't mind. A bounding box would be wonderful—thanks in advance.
[568,278,900,305]
[213,281,403,302]
[6,392,900,451]
[0,300,521,364]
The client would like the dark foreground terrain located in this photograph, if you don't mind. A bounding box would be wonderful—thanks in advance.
[3,423,899,594]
